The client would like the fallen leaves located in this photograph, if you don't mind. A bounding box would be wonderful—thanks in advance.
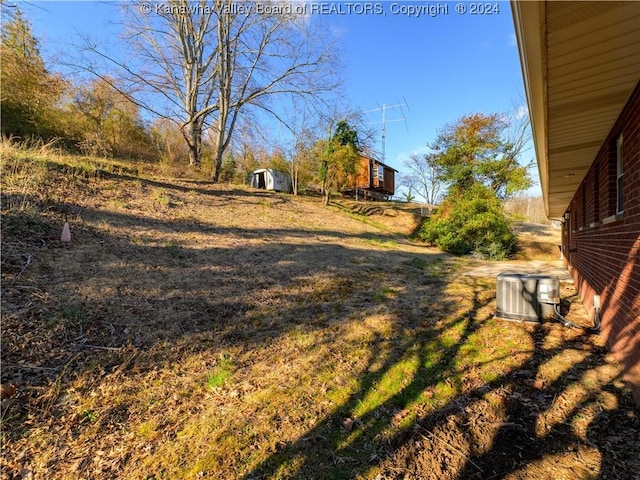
[2,165,639,480]
[1,383,17,400]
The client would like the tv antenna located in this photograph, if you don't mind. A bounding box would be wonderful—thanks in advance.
[365,101,409,163]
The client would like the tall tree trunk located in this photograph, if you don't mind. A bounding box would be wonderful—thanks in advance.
[188,144,199,167]
[212,88,229,181]
[323,187,330,206]
[292,166,298,195]
[212,126,226,182]
[212,6,231,183]
[187,120,202,166]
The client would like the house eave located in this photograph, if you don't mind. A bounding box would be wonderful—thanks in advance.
[511,1,640,219]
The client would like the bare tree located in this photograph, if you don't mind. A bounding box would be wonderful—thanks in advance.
[505,195,548,224]
[207,2,339,181]
[275,107,323,195]
[401,152,446,206]
[289,128,321,196]
[76,0,219,166]
[76,0,339,177]
[501,104,535,197]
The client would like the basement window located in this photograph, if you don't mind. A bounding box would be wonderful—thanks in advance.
[616,134,624,214]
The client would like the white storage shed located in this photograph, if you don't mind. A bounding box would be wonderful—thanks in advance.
[249,169,292,193]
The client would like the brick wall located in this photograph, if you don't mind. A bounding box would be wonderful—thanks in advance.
[562,82,640,403]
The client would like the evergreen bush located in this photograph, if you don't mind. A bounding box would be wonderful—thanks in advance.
[419,184,517,259]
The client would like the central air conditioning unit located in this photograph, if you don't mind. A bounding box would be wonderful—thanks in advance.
[495,273,560,323]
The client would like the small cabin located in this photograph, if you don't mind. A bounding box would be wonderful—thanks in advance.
[343,156,397,201]
[249,169,292,193]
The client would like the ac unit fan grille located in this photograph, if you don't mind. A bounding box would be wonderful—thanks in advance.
[495,273,559,323]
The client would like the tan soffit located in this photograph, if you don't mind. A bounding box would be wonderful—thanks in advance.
[512,1,640,218]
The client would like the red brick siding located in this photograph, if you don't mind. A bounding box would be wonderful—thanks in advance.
[584,170,595,226]
[562,82,640,403]
[605,141,618,216]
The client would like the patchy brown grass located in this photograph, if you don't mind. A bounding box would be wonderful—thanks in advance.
[1,150,638,480]
[512,222,562,261]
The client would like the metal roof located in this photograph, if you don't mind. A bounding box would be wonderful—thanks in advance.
[511,1,640,218]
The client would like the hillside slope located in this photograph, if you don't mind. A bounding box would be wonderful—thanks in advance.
[2,152,638,480]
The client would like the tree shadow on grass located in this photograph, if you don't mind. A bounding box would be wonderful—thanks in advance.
[0,199,454,478]
[448,324,640,480]
[45,160,261,200]
[240,283,491,479]
[2,193,638,480]
[238,292,639,479]
[239,322,639,479]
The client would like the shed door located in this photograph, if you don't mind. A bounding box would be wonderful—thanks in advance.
[257,172,266,189]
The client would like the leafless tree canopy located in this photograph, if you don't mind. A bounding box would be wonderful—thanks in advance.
[78,0,341,175]
[401,153,446,206]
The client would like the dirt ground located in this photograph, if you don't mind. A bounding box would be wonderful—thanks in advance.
[2,162,639,479]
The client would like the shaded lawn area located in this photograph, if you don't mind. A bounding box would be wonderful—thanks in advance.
[2,166,638,479]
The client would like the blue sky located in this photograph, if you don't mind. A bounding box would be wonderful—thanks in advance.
[334,5,529,166]
[20,1,539,195]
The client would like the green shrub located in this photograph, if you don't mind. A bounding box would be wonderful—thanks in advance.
[419,184,517,259]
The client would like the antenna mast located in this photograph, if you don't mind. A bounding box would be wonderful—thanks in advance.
[366,102,408,163]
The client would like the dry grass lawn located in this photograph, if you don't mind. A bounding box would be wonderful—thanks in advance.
[512,222,562,262]
[2,146,638,479]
